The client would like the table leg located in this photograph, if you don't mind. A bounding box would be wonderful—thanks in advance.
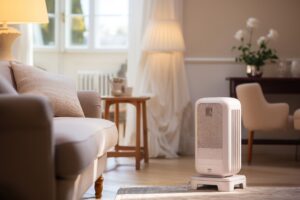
[104,101,110,120]
[115,102,120,131]
[142,101,149,163]
[115,102,120,150]
[135,102,141,170]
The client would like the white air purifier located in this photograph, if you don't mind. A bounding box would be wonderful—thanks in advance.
[191,97,246,192]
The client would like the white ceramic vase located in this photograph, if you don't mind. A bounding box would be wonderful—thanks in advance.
[277,60,291,77]
[291,59,300,77]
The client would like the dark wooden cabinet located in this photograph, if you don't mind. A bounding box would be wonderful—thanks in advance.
[227,77,300,97]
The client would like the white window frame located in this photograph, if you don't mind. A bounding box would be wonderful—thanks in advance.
[34,0,129,53]
[34,0,60,51]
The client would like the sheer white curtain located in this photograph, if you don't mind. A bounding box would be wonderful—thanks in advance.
[124,0,152,147]
[126,0,192,158]
[12,24,34,65]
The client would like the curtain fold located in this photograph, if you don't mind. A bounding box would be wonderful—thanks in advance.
[140,52,190,157]
[125,0,152,146]
[126,0,192,158]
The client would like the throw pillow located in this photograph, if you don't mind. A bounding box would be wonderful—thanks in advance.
[11,63,84,117]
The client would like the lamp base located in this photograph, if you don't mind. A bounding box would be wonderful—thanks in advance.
[0,26,21,61]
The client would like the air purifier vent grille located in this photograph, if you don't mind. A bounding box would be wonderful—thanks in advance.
[231,109,241,174]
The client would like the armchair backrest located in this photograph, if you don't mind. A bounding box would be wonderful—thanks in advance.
[236,83,269,130]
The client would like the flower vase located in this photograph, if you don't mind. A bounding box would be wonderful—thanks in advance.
[246,65,263,77]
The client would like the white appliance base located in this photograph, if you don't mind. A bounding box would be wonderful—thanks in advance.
[191,175,246,192]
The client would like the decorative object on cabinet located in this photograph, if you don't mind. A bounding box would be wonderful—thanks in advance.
[232,17,279,77]
[291,59,300,77]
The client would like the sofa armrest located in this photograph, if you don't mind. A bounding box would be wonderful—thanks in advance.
[0,95,54,129]
[77,91,101,118]
[0,95,55,200]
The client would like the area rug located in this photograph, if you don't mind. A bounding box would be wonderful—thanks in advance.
[115,185,300,200]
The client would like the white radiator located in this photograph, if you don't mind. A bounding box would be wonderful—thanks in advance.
[77,70,115,96]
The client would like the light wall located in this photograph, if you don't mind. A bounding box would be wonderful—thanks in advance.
[182,0,300,155]
[184,0,300,58]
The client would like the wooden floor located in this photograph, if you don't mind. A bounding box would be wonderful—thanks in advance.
[84,146,300,200]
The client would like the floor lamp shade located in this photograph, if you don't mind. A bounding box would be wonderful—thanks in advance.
[0,0,49,24]
[142,20,185,52]
[0,0,48,61]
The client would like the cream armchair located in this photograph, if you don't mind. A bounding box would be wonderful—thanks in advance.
[236,83,290,164]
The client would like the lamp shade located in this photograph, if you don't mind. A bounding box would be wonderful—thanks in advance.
[0,0,48,24]
[142,20,185,52]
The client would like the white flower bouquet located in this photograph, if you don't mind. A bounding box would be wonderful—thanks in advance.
[232,18,279,68]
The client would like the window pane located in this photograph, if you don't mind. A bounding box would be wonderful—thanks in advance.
[95,0,129,15]
[46,0,55,14]
[68,16,89,46]
[71,0,89,14]
[95,16,128,48]
[33,17,55,46]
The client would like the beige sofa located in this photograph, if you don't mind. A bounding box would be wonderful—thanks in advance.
[0,61,118,200]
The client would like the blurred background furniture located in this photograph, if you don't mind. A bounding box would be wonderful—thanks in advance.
[294,110,300,130]
[227,77,300,148]
[236,83,290,164]
[0,61,118,200]
[293,110,300,160]
[227,77,300,98]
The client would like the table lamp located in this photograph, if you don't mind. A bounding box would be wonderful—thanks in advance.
[0,0,48,61]
[142,20,185,52]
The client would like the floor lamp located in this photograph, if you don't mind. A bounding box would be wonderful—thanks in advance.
[142,20,185,53]
[0,0,48,61]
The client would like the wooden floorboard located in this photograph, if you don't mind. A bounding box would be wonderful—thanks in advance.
[84,146,300,200]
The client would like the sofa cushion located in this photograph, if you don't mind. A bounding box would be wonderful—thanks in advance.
[11,63,84,117]
[53,117,118,178]
[0,76,18,95]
